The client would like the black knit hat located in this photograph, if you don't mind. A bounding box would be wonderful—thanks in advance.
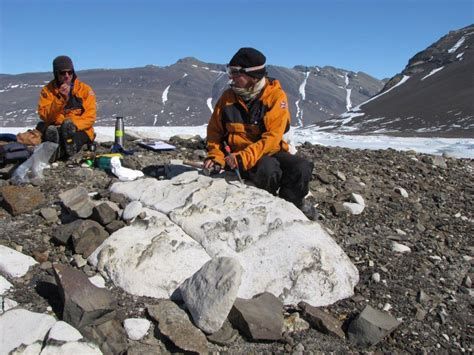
[229,47,266,79]
[52,56,74,80]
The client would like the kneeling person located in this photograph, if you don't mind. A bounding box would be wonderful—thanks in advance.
[204,47,314,217]
[37,55,96,159]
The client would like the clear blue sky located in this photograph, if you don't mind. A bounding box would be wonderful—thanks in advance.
[0,0,472,79]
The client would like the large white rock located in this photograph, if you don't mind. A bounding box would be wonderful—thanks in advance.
[89,209,211,298]
[0,308,56,355]
[0,245,38,278]
[107,174,358,306]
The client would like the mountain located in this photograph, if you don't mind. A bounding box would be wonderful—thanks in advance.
[0,57,382,128]
[314,24,474,138]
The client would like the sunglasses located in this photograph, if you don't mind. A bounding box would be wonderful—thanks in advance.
[59,70,73,76]
[226,64,265,76]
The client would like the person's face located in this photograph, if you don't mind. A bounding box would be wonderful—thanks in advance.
[58,69,74,85]
[230,72,258,89]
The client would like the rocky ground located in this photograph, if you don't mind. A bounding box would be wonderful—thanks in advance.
[0,135,472,354]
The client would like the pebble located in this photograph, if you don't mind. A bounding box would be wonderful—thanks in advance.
[372,273,381,283]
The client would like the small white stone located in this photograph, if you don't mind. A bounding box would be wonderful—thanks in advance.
[47,321,83,342]
[123,318,151,341]
[122,200,143,221]
[372,273,381,283]
[454,212,461,218]
[391,241,411,253]
[368,260,374,267]
[442,333,450,341]
[383,303,392,311]
[395,229,407,235]
[0,275,13,295]
[429,255,442,261]
[350,193,365,207]
[342,202,365,215]
[394,187,409,198]
[88,275,106,288]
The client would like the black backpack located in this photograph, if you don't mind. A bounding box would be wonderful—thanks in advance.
[0,142,31,167]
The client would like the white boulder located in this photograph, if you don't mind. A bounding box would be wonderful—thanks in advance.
[105,174,358,306]
[0,245,38,278]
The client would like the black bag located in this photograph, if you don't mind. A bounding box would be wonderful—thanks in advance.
[0,142,31,166]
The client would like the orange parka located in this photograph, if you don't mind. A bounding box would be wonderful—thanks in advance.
[37,78,96,141]
[207,78,290,171]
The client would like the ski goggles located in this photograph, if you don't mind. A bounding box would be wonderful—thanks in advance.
[226,64,265,76]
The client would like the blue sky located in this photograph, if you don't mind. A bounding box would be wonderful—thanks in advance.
[0,0,472,79]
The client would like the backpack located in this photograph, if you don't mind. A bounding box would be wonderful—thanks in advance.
[0,142,31,167]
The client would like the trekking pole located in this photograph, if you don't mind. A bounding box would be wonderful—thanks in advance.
[223,141,244,184]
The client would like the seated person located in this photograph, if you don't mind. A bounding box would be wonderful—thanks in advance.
[204,47,316,218]
[37,55,96,159]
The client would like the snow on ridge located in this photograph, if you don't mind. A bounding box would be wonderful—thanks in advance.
[295,100,302,127]
[448,36,465,53]
[299,71,310,100]
[162,85,171,105]
[182,73,188,78]
[344,72,352,111]
[421,67,444,81]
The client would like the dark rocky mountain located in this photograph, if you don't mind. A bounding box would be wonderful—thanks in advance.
[0,58,383,128]
[315,24,474,138]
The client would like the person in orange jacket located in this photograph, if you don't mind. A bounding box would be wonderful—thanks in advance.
[205,48,316,219]
[37,55,96,159]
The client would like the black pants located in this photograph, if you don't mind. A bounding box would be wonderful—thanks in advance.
[243,152,314,208]
[36,121,91,152]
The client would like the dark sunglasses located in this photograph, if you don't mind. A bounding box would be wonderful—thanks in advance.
[59,70,73,76]
[226,64,265,76]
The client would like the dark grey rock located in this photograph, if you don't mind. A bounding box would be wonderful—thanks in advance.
[71,220,109,258]
[207,320,238,346]
[105,219,126,234]
[298,301,345,339]
[347,305,401,347]
[147,300,208,354]
[229,292,284,341]
[91,203,117,226]
[59,187,95,218]
[53,263,117,330]
[82,319,128,355]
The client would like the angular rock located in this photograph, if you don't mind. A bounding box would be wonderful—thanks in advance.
[40,207,59,222]
[350,193,365,207]
[105,219,125,233]
[229,292,284,341]
[391,241,411,253]
[298,301,345,339]
[0,245,38,278]
[347,305,401,347]
[180,257,243,333]
[81,318,128,355]
[52,220,83,245]
[0,308,56,354]
[59,187,95,218]
[147,300,208,354]
[123,318,151,341]
[71,220,109,258]
[53,263,116,329]
[1,185,44,216]
[207,320,238,346]
[91,203,117,226]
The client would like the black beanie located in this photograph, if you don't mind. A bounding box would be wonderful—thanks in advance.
[229,47,266,79]
[52,56,74,79]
